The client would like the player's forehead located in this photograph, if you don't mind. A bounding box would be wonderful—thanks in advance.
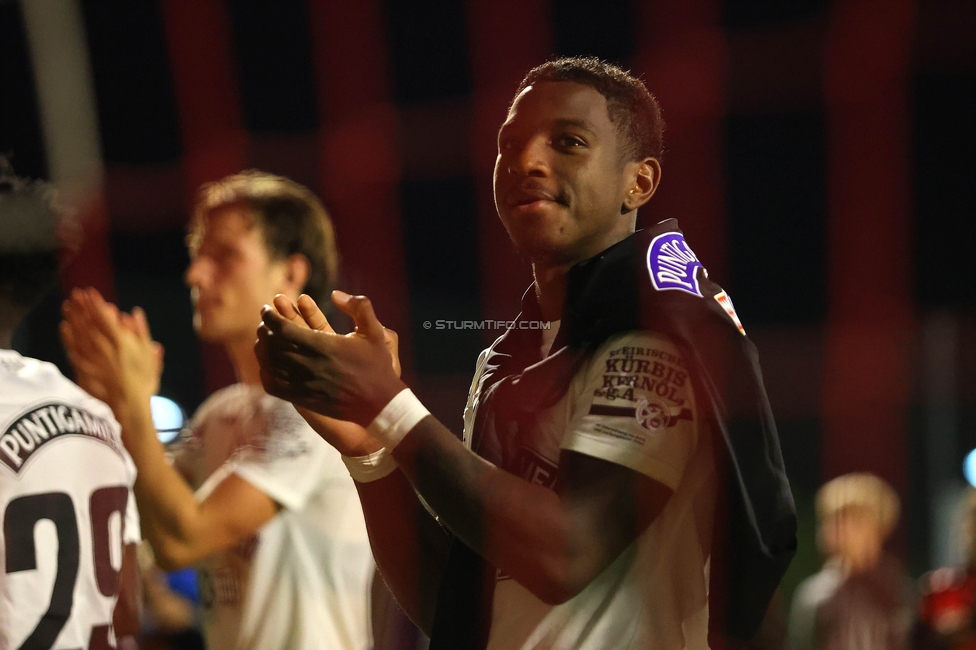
[192,203,261,254]
[499,81,613,136]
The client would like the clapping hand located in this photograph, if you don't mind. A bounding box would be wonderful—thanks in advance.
[255,292,405,457]
[61,288,164,427]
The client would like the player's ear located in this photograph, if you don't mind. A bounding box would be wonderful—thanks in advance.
[622,157,661,213]
[282,253,311,295]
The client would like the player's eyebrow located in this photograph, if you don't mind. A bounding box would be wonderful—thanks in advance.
[497,117,598,145]
[552,118,597,136]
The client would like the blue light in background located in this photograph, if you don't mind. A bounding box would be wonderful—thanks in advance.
[150,395,185,444]
[964,449,976,488]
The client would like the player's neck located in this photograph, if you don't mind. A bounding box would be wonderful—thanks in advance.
[532,262,571,322]
[224,333,263,387]
[0,330,12,349]
[531,227,636,321]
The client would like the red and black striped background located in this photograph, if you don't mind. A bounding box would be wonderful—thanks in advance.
[2,0,974,586]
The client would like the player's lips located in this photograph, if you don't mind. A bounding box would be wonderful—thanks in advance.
[506,185,567,209]
[194,297,220,312]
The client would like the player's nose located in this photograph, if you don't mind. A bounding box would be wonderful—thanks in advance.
[184,256,210,289]
[505,135,551,178]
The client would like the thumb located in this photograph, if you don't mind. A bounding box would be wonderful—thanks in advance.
[153,341,165,367]
[132,306,153,340]
[332,290,385,342]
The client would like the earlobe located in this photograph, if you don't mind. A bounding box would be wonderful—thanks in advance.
[622,158,661,212]
[284,254,311,294]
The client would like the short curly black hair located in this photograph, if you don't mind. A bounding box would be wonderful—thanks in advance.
[514,57,665,163]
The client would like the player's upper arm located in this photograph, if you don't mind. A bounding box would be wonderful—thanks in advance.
[543,330,698,601]
[561,330,699,491]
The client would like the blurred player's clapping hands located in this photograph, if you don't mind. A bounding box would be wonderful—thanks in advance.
[61,288,164,423]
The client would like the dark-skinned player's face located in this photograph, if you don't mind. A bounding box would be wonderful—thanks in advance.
[493,81,636,266]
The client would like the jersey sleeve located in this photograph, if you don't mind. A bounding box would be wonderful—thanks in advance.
[228,399,344,512]
[560,330,699,490]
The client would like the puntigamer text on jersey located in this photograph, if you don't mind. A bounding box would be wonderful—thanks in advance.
[1,402,122,472]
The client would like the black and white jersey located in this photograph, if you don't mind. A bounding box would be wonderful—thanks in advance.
[0,349,138,650]
[462,328,714,649]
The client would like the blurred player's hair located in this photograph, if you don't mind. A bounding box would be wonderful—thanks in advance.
[188,171,339,305]
[816,472,900,539]
[0,158,69,328]
[515,56,665,163]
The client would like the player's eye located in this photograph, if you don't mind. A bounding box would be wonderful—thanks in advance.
[557,134,586,149]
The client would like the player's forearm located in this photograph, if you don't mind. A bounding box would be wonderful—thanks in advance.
[355,468,451,634]
[390,417,590,605]
[116,403,209,569]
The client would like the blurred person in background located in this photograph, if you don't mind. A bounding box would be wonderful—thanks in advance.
[915,488,976,649]
[0,160,140,649]
[61,171,391,650]
[788,472,915,650]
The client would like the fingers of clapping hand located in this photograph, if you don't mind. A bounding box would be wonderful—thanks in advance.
[296,294,333,332]
[129,306,153,341]
[59,319,100,380]
[78,287,124,345]
[254,316,304,383]
[383,328,401,378]
[259,304,324,353]
[271,294,336,334]
[128,308,165,371]
[331,290,385,342]
[271,294,308,328]
[62,290,115,361]
[61,291,119,398]
[258,303,289,335]
[118,307,163,371]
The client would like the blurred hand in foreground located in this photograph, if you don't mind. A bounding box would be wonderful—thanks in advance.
[256,292,404,457]
[60,287,163,424]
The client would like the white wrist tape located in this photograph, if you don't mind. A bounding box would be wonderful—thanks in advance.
[341,447,398,483]
[367,388,430,450]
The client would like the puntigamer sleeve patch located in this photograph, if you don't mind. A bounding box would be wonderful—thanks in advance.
[646,231,705,297]
[562,331,698,486]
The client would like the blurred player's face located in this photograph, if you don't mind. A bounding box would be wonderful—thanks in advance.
[819,506,884,572]
[185,204,289,344]
[494,81,637,266]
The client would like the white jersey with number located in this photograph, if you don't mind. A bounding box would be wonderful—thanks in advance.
[0,349,139,650]
[462,329,715,650]
[179,384,374,650]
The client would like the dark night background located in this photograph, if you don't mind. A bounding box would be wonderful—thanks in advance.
[1,0,974,600]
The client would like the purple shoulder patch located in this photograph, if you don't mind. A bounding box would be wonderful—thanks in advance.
[646,232,705,297]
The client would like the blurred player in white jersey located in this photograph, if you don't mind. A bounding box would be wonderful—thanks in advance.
[61,171,391,650]
[0,162,140,649]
